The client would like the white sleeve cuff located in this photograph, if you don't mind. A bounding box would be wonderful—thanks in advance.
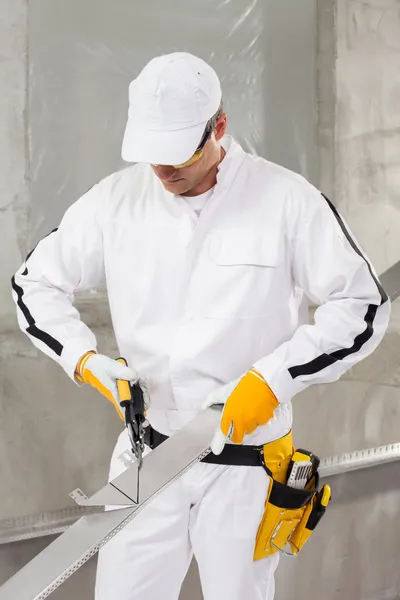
[59,340,98,382]
[253,354,305,404]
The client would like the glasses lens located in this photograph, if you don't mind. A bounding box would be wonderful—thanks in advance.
[196,128,211,152]
[172,124,213,169]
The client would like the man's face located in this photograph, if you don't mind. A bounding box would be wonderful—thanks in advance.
[151,115,227,196]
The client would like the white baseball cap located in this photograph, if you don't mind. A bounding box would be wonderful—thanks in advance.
[121,52,222,165]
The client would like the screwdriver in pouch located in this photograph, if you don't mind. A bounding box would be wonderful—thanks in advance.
[116,358,146,468]
[317,484,331,510]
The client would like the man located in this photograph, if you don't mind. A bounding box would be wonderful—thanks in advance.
[12,52,390,600]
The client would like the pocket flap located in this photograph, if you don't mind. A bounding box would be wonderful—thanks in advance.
[209,230,281,267]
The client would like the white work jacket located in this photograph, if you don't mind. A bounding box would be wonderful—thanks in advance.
[12,136,391,442]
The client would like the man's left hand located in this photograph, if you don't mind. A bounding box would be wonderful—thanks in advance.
[203,369,279,455]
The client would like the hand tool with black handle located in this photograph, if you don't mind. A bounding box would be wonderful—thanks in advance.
[116,357,146,467]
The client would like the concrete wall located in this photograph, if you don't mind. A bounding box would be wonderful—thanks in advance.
[0,0,28,329]
[275,1,400,598]
[1,0,399,599]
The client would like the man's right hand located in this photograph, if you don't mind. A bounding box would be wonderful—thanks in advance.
[75,352,146,421]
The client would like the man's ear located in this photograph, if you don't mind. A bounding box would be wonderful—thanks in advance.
[214,114,227,141]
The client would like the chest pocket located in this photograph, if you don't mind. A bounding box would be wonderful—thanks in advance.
[191,229,284,319]
[210,231,280,267]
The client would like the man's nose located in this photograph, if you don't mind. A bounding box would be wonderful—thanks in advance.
[152,165,177,182]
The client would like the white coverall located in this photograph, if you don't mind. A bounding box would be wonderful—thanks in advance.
[12,135,390,599]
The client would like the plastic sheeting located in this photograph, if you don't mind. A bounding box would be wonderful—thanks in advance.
[0,0,318,526]
[29,0,317,243]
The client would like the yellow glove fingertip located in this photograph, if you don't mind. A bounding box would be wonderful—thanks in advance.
[220,413,232,437]
[112,399,125,422]
[231,428,244,444]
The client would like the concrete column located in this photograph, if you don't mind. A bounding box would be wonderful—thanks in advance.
[334,0,400,275]
[277,1,400,598]
[0,0,29,322]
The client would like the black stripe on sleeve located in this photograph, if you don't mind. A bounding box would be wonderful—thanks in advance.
[11,275,64,356]
[11,227,63,357]
[288,194,388,380]
[322,195,388,305]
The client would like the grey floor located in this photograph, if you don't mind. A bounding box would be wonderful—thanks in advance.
[0,536,203,600]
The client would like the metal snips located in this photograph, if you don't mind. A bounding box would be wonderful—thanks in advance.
[116,358,146,468]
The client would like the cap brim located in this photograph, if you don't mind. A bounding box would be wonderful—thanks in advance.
[121,118,207,165]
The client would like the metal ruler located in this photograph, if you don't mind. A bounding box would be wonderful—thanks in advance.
[0,506,100,545]
[320,441,400,477]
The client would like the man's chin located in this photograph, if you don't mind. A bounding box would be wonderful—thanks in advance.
[163,179,189,195]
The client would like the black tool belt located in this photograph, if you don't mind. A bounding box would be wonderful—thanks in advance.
[144,425,264,466]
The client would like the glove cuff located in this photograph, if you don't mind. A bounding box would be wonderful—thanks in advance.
[250,368,280,405]
[75,350,97,382]
[250,368,267,384]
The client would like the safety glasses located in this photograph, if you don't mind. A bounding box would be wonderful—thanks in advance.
[172,126,212,169]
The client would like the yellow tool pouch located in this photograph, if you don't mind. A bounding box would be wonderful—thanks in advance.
[254,432,331,560]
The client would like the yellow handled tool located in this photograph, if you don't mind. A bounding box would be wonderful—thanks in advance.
[318,484,331,508]
[116,358,146,466]
[116,365,133,404]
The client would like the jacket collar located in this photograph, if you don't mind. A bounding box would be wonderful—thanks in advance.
[216,135,247,189]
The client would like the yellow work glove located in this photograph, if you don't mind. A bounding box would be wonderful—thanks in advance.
[75,351,149,421]
[203,369,279,455]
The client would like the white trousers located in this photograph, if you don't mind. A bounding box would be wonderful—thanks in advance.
[95,430,279,600]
